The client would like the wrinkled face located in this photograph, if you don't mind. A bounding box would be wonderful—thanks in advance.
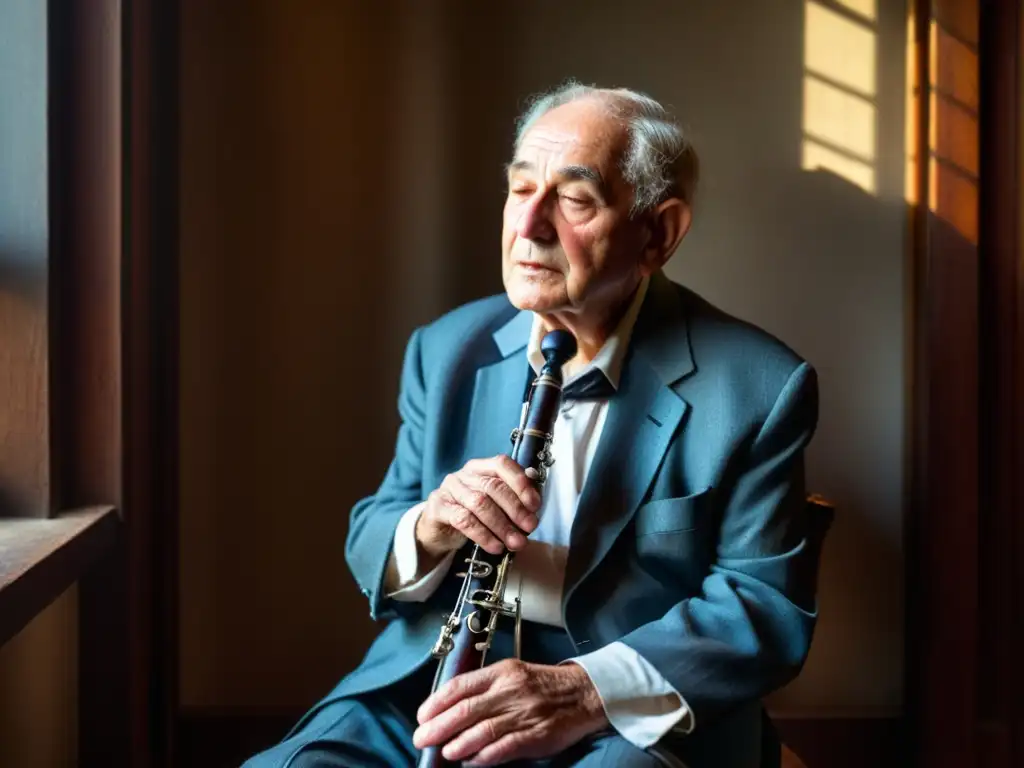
[501,99,650,317]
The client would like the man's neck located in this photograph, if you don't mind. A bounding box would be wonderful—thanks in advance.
[537,281,642,374]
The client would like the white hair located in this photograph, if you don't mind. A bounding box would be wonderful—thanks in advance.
[512,80,699,216]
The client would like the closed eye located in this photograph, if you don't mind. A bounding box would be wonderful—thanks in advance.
[560,194,592,207]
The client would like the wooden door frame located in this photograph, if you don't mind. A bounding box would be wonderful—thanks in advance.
[69,0,181,766]
[908,0,1023,766]
[0,1,178,763]
[977,0,1023,765]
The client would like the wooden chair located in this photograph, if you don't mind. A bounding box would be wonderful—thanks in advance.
[760,494,836,768]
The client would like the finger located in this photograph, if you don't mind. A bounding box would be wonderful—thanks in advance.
[464,730,532,767]
[417,666,497,724]
[464,456,540,536]
[441,713,517,763]
[472,470,539,538]
[461,473,530,550]
[438,475,504,555]
[467,456,542,527]
[413,693,490,750]
[445,474,524,553]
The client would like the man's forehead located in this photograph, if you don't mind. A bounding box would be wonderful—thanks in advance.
[521,97,625,153]
[513,124,624,175]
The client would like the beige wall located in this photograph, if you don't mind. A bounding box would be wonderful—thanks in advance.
[180,0,907,717]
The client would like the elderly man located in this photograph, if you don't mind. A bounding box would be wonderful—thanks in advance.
[244,82,821,768]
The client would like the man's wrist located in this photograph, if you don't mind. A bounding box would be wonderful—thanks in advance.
[564,661,608,733]
[413,511,454,570]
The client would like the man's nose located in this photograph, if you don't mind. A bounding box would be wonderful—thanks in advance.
[516,193,557,244]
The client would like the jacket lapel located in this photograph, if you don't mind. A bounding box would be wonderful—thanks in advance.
[465,308,533,462]
[562,272,696,607]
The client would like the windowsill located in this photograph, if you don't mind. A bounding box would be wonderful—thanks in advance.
[0,506,120,647]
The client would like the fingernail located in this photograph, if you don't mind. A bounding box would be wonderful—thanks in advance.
[521,514,539,532]
[527,490,542,510]
[507,532,526,549]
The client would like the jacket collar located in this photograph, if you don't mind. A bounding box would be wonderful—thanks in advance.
[491,270,695,389]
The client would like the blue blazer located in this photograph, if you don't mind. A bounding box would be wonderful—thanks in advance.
[305,271,820,759]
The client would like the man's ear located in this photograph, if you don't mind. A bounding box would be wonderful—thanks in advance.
[639,197,692,275]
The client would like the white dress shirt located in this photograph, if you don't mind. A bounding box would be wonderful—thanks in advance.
[383,276,694,750]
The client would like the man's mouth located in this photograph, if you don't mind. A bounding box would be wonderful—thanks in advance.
[516,261,557,272]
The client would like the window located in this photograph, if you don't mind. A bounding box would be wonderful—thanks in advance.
[0,2,178,766]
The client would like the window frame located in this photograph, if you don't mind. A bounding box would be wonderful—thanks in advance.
[0,2,180,767]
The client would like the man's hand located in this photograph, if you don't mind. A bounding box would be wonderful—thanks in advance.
[416,455,542,564]
[412,659,608,766]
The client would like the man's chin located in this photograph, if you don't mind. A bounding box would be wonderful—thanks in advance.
[506,289,565,314]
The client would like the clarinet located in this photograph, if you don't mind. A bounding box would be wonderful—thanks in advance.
[416,329,577,768]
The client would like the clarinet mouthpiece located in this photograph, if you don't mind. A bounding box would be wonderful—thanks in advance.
[540,329,577,369]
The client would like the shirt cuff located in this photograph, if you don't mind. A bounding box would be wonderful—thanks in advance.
[561,641,694,749]
[384,502,455,601]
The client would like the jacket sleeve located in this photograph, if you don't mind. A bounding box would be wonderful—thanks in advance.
[344,327,434,623]
[618,361,822,728]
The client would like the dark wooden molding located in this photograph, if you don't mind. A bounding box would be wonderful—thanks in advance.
[0,506,119,647]
[47,0,123,515]
[906,1,1024,767]
[65,0,182,765]
[977,0,1023,766]
[44,2,134,765]
[906,1,982,767]
[907,210,980,768]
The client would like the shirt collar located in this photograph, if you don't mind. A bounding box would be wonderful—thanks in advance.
[526,275,650,390]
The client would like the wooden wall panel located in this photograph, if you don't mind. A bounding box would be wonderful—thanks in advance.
[66,0,181,766]
[907,0,980,766]
[978,1,1022,766]
[910,0,1024,766]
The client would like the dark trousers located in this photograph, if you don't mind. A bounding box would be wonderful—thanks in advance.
[241,623,692,767]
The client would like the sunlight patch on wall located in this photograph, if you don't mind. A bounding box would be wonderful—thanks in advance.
[834,0,876,23]
[804,77,876,159]
[803,142,876,192]
[804,1,877,93]
[906,12,980,244]
[905,12,919,205]
[802,0,878,194]
[927,16,978,243]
